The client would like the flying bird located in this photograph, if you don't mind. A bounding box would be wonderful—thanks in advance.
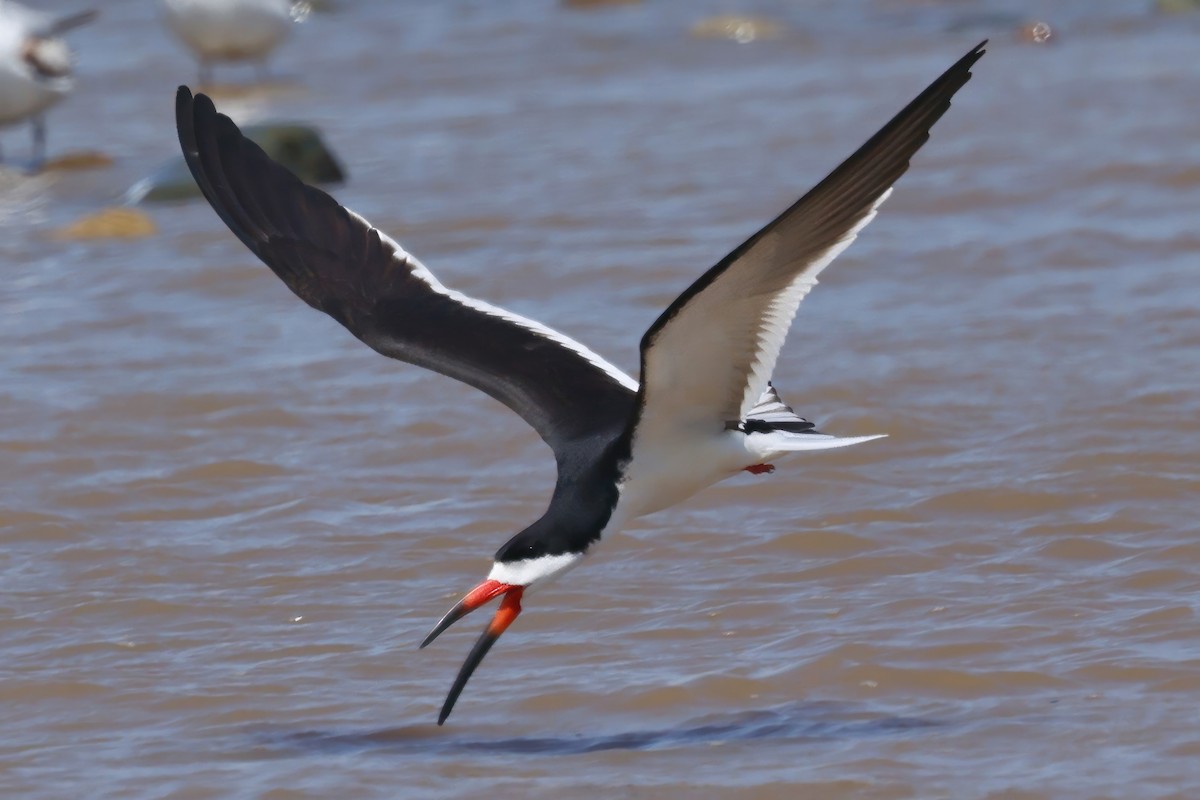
[0,1,96,166]
[162,0,298,85]
[175,41,985,725]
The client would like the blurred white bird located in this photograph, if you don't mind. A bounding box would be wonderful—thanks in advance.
[0,2,95,167]
[162,0,301,85]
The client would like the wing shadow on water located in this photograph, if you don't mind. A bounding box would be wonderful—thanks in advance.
[248,701,944,758]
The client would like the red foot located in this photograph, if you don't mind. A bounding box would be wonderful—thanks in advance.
[744,463,775,475]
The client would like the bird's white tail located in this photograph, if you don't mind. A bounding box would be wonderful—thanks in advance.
[747,430,887,458]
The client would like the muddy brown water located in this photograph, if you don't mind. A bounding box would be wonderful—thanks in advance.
[3,1,1199,798]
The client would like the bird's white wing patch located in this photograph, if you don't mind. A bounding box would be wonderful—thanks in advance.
[733,189,890,420]
[632,189,891,453]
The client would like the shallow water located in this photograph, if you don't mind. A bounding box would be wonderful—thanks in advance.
[3,1,1199,798]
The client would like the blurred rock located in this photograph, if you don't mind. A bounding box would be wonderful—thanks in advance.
[130,122,344,204]
[1155,0,1200,12]
[41,151,115,172]
[243,124,344,182]
[690,15,785,43]
[53,207,157,240]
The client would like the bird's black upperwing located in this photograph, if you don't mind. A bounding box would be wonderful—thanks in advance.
[176,88,637,461]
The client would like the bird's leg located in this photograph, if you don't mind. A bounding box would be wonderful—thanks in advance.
[31,115,46,170]
[744,463,775,475]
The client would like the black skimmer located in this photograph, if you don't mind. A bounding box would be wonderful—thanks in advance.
[0,2,95,166]
[162,0,299,86]
[175,41,985,725]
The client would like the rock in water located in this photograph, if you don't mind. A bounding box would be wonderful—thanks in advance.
[42,151,115,172]
[690,16,785,43]
[130,122,345,204]
[53,207,157,240]
[1156,0,1200,12]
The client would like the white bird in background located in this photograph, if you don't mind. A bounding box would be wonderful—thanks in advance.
[0,2,95,167]
[162,0,301,86]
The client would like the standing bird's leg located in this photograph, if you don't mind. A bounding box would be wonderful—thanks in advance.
[31,115,46,170]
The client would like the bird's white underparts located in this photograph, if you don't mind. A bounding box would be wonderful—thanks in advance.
[175,40,986,725]
[162,0,299,84]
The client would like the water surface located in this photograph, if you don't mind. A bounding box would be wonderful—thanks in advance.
[3,1,1199,798]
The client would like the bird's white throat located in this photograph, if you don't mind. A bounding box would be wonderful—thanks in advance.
[487,552,583,590]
